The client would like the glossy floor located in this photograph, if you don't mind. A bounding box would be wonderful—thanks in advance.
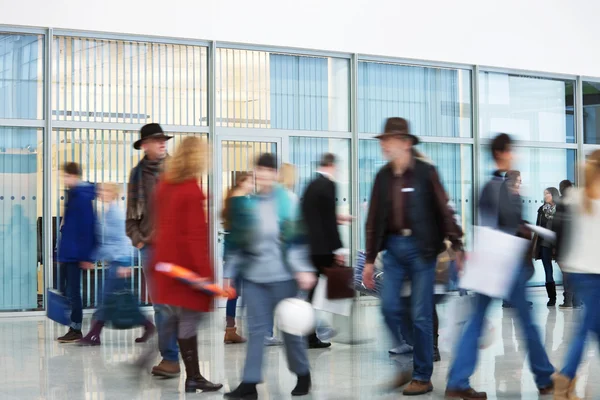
[0,290,597,400]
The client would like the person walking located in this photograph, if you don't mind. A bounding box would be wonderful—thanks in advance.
[56,162,96,343]
[552,150,600,400]
[79,183,155,346]
[301,153,345,349]
[126,123,179,377]
[362,117,464,396]
[445,133,555,399]
[557,179,579,309]
[222,172,253,345]
[535,187,560,306]
[151,136,222,393]
[224,153,317,400]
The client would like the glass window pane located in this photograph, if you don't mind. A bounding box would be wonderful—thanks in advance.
[216,49,350,131]
[52,37,208,125]
[358,62,472,137]
[51,129,207,308]
[0,34,44,119]
[0,127,43,310]
[583,81,600,144]
[290,137,351,249]
[358,140,473,250]
[479,146,576,286]
[479,72,575,143]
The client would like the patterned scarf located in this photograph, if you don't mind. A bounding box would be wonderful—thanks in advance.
[127,156,163,220]
[542,203,556,220]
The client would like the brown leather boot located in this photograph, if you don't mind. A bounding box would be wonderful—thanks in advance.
[178,336,223,393]
[552,373,580,400]
[403,380,433,396]
[151,359,180,378]
[224,327,246,344]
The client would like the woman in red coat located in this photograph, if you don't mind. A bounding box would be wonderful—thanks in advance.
[151,136,222,393]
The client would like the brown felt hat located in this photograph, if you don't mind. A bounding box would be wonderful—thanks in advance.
[375,117,420,145]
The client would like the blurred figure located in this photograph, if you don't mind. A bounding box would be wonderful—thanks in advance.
[445,134,554,399]
[56,162,96,343]
[126,123,179,377]
[552,151,600,399]
[363,118,464,396]
[302,153,343,349]
[557,180,579,309]
[222,172,253,345]
[79,183,155,346]
[535,187,560,306]
[151,136,222,393]
[224,153,317,400]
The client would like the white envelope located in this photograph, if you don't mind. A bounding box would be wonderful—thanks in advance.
[459,226,529,299]
[311,276,353,317]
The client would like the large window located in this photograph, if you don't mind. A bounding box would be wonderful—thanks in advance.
[216,49,350,131]
[479,72,575,143]
[583,81,600,145]
[52,37,209,125]
[358,62,472,137]
[0,33,44,119]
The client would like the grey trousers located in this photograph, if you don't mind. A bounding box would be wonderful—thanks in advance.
[242,279,310,383]
[161,305,203,340]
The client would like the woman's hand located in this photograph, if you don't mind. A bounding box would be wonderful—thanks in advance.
[295,272,317,291]
[117,267,132,278]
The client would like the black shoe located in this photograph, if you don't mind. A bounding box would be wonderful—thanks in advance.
[57,328,83,343]
[308,338,331,349]
[433,346,441,362]
[502,301,514,308]
[292,373,311,396]
[185,376,223,393]
[224,382,258,400]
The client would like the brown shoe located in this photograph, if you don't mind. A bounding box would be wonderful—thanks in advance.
[552,373,580,400]
[445,387,488,399]
[403,380,433,396]
[224,327,247,344]
[151,359,180,378]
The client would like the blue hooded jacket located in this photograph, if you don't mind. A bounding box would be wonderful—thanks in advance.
[58,182,97,263]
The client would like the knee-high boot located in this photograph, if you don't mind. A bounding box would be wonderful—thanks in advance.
[178,336,223,393]
[546,282,557,307]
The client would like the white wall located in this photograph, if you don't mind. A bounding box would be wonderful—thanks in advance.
[1,0,599,77]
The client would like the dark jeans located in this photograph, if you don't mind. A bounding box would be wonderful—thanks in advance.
[540,246,554,283]
[381,236,436,382]
[64,262,83,329]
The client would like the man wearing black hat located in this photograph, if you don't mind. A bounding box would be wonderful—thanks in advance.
[126,123,178,377]
[363,117,463,396]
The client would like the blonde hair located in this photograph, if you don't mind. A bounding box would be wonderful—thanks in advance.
[279,163,296,191]
[583,150,600,214]
[164,136,207,183]
[98,182,121,201]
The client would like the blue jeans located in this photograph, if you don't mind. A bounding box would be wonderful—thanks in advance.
[64,262,83,330]
[94,260,129,321]
[447,266,554,390]
[141,247,179,362]
[561,273,600,378]
[241,279,310,383]
[381,236,436,382]
[541,246,555,283]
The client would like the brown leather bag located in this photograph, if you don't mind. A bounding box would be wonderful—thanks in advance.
[324,265,355,299]
[435,240,455,285]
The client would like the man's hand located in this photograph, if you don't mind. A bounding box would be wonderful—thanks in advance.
[334,253,345,266]
[117,267,132,278]
[362,263,375,289]
[80,262,94,270]
[136,242,145,250]
[295,272,317,291]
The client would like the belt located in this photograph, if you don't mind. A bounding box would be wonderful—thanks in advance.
[393,229,412,237]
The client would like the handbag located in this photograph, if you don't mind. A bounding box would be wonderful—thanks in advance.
[102,290,147,330]
[323,263,354,300]
[47,289,71,326]
[435,240,455,285]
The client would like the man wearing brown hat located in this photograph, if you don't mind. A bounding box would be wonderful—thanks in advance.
[126,123,179,377]
[362,117,464,396]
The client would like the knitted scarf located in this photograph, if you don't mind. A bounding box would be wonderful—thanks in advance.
[127,156,163,220]
[542,203,556,221]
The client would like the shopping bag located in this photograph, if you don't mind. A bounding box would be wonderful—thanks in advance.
[312,276,353,316]
[353,251,384,297]
[47,289,71,326]
[103,290,147,330]
[323,265,354,299]
[459,226,528,299]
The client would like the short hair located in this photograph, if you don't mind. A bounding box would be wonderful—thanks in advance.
[256,153,277,170]
[319,153,336,168]
[559,179,573,196]
[491,133,513,161]
[62,162,81,177]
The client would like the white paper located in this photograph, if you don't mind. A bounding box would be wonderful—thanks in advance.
[311,276,353,317]
[459,226,529,299]
[525,224,557,242]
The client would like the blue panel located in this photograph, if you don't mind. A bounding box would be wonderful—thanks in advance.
[270,54,328,130]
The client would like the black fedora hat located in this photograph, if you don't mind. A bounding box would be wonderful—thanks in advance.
[133,123,173,150]
[375,117,420,145]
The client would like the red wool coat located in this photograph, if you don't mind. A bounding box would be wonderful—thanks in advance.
[150,179,213,312]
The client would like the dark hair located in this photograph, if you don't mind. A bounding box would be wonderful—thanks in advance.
[62,162,81,177]
[256,153,277,170]
[319,153,336,167]
[491,133,513,161]
[221,172,252,230]
[559,180,573,196]
[545,187,560,204]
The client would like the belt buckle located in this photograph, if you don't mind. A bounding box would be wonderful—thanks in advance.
[401,229,412,237]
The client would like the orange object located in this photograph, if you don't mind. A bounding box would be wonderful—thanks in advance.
[156,263,237,299]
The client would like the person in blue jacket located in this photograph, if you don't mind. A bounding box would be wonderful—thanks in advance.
[56,162,97,343]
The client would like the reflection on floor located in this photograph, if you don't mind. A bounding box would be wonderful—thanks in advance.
[0,290,596,400]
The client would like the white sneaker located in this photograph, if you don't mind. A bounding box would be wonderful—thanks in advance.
[264,336,283,346]
[389,343,413,355]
